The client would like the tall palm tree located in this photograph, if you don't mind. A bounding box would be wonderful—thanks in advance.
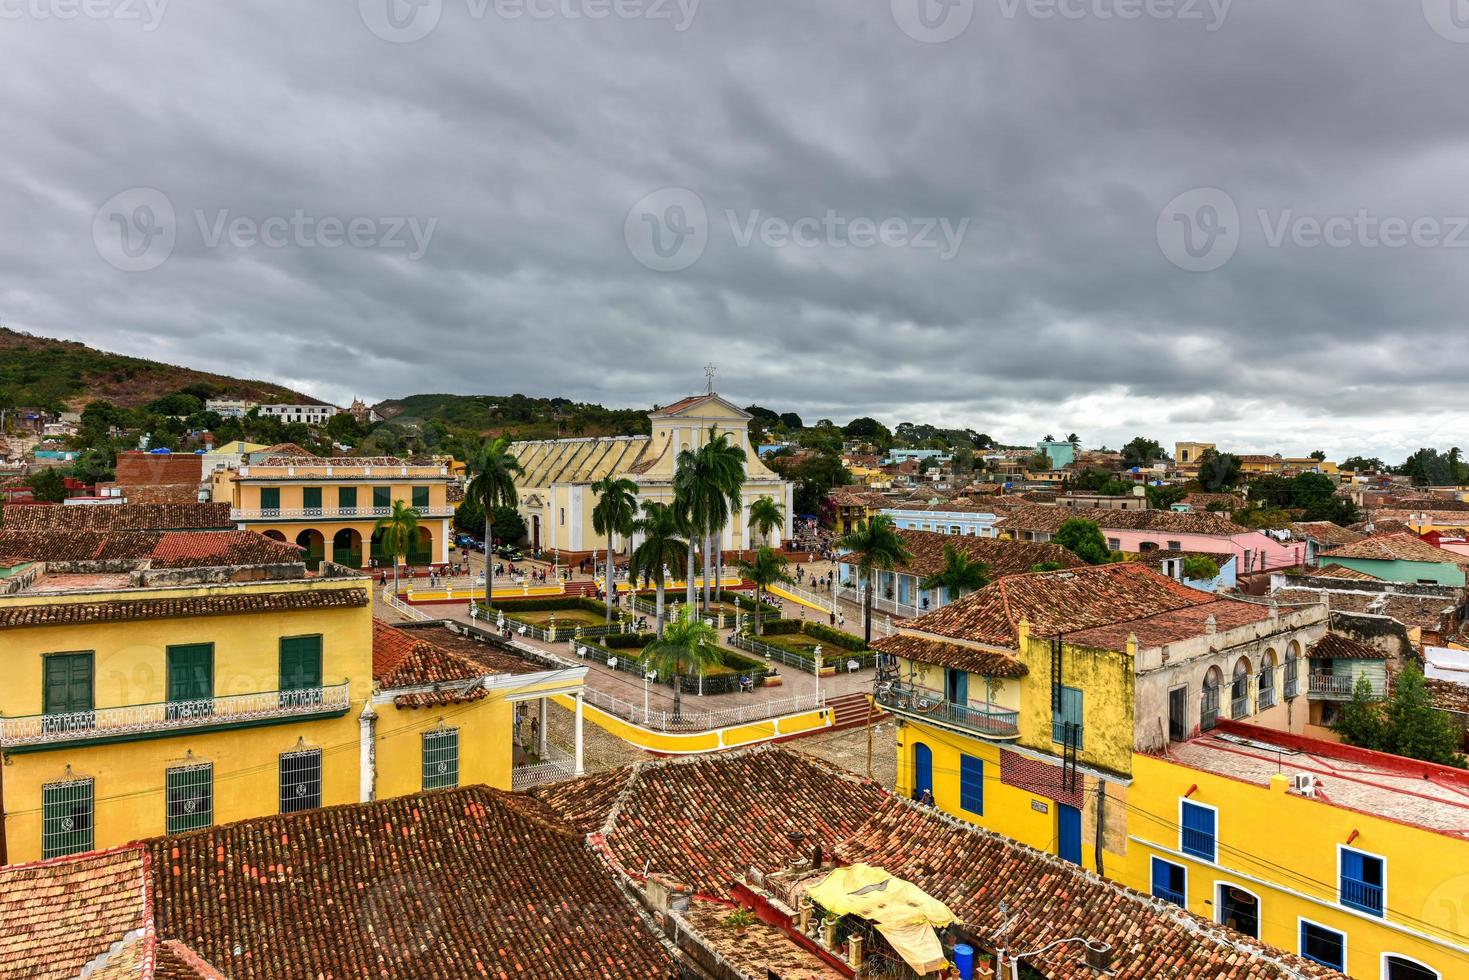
[627,500,688,636]
[735,547,791,636]
[836,515,914,644]
[674,427,745,613]
[639,607,722,721]
[373,499,420,599]
[748,495,785,549]
[467,437,521,611]
[590,475,640,624]
[918,543,990,606]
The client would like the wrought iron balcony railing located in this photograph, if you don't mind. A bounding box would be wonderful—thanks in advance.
[875,681,1019,738]
[1308,673,1383,700]
[0,684,351,749]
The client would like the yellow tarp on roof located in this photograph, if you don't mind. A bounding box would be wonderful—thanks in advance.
[805,863,957,975]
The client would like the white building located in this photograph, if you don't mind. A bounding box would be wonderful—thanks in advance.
[205,399,258,418]
[258,404,339,425]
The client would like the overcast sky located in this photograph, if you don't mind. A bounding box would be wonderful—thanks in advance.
[4,1,1469,461]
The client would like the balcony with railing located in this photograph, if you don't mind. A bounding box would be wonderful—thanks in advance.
[0,684,352,751]
[1308,673,1383,700]
[875,681,1019,739]
[231,505,455,521]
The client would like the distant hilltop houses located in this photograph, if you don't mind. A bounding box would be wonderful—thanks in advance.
[204,398,381,424]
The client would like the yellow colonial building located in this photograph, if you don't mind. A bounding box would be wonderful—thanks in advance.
[875,563,1467,979]
[0,530,585,865]
[510,392,792,561]
[211,447,457,569]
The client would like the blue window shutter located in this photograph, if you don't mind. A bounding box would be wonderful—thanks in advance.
[1181,802,1215,861]
[959,755,983,815]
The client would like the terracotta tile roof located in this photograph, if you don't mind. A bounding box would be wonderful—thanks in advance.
[534,747,882,898]
[1310,632,1390,660]
[145,788,671,979]
[1348,518,1415,536]
[1427,677,1469,714]
[102,483,203,505]
[899,562,1214,648]
[877,529,1084,580]
[870,633,1028,676]
[114,452,204,486]
[1182,491,1244,510]
[446,481,465,503]
[152,941,225,979]
[838,797,1345,980]
[1276,587,1458,634]
[0,846,153,979]
[1329,532,1466,565]
[0,529,304,568]
[1068,598,1275,653]
[0,587,369,628]
[829,487,889,509]
[997,504,1251,536]
[1314,563,1382,581]
[1289,521,1366,548]
[371,619,489,708]
[148,531,303,568]
[257,442,318,458]
[1,503,233,532]
[393,623,543,676]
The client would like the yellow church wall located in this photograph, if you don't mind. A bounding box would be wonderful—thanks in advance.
[371,696,514,799]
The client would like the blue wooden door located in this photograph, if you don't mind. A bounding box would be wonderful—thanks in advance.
[1057,803,1082,864]
[913,742,933,800]
[945,668,968,705]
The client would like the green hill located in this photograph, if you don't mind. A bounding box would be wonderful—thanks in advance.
[0,327,324,411]
[374,392,650,439]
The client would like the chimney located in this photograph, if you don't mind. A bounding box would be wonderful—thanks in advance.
[1204,614,1217,635]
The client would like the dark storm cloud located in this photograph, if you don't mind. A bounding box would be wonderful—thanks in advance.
[3,0,1468,459]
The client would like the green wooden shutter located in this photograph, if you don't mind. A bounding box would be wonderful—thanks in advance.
[44,653,93,715]
[303,487,322,511]
[338,486,357,511]
[412,486,429,508]
[167,644,214,703]
[373,486,391,509]
[279,635,323,691]
[260,487,281,511]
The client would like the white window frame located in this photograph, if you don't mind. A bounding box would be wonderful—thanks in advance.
[1337,843,1388,918]
[1214,880,1263,939]
[1150,855,1188,906]
[1298,914,1348,974]
[1380,952,1440,980]
[1179,797,1219,864]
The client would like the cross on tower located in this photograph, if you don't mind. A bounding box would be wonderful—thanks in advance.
[704,362,717,394]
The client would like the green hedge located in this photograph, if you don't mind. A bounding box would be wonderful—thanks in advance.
[490,596,609,614]
[756,619,867,651]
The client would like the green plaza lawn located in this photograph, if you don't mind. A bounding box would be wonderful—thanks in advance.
[508,608,616,628]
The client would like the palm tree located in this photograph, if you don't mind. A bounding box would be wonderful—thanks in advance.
[640,607,722,721]
[735,547,791,636]
[835,515,914,644]
[918,543,990,606]
[373,500,421,599]
[748,495,785,549]
[703,430,747,607]
[591,475,640,624]
[627,501,688,636]
[467,437,521,611]
[674,427,746,613]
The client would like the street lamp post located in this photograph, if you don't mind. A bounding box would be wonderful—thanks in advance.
[644,670,657,724]
[814,645,823,706]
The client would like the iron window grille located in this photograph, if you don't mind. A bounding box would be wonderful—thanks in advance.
[1200,684,1220,731]
[42,778,94,858]
[166,763,214,834]
[280,748,323,813]
[422,729,460,791]
[1231,674,1250,719]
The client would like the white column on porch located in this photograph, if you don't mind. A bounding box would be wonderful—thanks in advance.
[538,697,548,758]
[573,693,585,775]
[358,702,377,803]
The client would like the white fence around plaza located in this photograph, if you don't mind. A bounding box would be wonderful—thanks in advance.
[511,744,578,790]
[577,686,826,733]
[382,590,433,622]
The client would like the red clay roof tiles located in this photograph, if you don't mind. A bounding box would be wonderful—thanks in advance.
[871,633,1028,676]
[0,587,368,628]
[1,503,233,532]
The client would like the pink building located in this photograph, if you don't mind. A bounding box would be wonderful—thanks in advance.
[995,505,1305,573]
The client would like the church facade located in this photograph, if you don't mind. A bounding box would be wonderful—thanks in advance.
[510,393,793,561]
